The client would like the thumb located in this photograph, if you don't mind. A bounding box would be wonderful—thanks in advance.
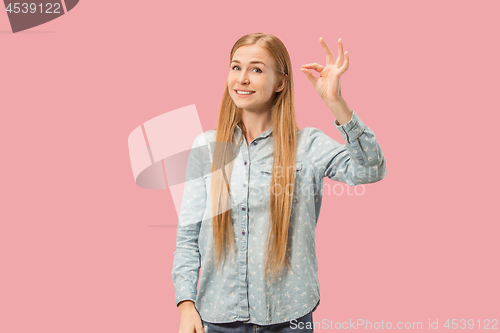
[300,68,317,88]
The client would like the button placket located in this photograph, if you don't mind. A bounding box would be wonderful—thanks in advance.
[241,147,249,254]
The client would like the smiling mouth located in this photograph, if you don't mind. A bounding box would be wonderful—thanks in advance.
[235,90,256,96]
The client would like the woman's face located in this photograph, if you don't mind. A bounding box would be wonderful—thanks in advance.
[227,44,284,113]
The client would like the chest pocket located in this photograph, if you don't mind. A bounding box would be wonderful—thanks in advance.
[259,161,302,203]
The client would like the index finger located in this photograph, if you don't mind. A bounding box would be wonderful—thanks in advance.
[320,37,335,65]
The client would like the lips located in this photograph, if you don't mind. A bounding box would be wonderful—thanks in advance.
[235,90,256,97]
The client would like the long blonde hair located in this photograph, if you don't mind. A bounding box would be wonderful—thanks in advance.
[211,33,300,283]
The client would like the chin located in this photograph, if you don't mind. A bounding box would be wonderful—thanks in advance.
[232,100,245,108]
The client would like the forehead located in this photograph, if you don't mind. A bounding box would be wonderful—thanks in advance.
[231,44,272,63]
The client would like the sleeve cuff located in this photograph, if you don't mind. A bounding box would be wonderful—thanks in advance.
[334,109,366,143]
[176,297,197,307]
[173,279,198,307]
[175,289,197,307]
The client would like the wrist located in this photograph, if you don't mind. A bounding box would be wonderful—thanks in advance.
[323,96,345,105]
[178,300,195,312]
[323,97,352,125]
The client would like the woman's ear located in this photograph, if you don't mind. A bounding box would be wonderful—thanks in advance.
[275,74,288,93]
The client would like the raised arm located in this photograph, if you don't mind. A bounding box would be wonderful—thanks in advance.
[307,109,386,185]
[302,37,386,185]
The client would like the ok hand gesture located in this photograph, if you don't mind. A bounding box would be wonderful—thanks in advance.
[301,37,349,104]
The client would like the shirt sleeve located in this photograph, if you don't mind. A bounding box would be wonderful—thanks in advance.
[171,134,207,306]
[306,109,387,185]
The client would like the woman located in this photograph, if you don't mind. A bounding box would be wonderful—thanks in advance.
[172,33,386,333]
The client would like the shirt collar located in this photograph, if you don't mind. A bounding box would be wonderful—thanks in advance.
[235,124,273,140]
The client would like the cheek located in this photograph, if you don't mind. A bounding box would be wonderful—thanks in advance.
[227,78,234,92]
[227,73,235,85]
[264,81,275,96]
[252,79,269,96]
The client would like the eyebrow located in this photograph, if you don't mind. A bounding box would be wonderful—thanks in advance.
[231,60,266,67]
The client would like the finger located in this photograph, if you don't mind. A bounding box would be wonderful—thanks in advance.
[300,68,318,86]
[336,38,344,68]
[320,37,335,66]
[339,51,350,73]
[195,324,204,333]
[301,63,325,73]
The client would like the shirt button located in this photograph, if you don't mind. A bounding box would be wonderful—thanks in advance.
[253,141,257,145]
[242,231,245,235]
[242,207,246,211]
[243,184,246,187]
[244,161,247,165]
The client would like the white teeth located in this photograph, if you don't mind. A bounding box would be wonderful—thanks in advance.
[236,90,254,95]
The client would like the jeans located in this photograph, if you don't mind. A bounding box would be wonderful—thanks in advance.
[201,311,314,333]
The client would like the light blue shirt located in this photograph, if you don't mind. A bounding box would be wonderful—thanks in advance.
[171,109,387,325]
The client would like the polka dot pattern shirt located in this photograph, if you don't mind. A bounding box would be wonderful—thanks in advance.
[171,109,387,325]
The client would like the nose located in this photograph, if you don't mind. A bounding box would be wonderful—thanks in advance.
[236,72,250,85]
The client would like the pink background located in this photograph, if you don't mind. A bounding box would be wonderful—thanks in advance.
[1,0,499,332]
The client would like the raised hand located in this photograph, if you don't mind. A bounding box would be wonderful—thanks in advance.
[300,37,350,104]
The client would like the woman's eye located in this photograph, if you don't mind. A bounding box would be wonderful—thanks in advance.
[231,66,262,73]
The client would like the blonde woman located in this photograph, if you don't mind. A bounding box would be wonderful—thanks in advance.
[172,33,387,333]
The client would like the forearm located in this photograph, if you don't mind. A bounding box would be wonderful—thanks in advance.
[308,108,387,185]
[324,97,353,125]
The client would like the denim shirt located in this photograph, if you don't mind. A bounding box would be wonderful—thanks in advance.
[171,109,387,325]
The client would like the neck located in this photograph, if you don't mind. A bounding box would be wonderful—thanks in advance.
[240,108,272,144]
